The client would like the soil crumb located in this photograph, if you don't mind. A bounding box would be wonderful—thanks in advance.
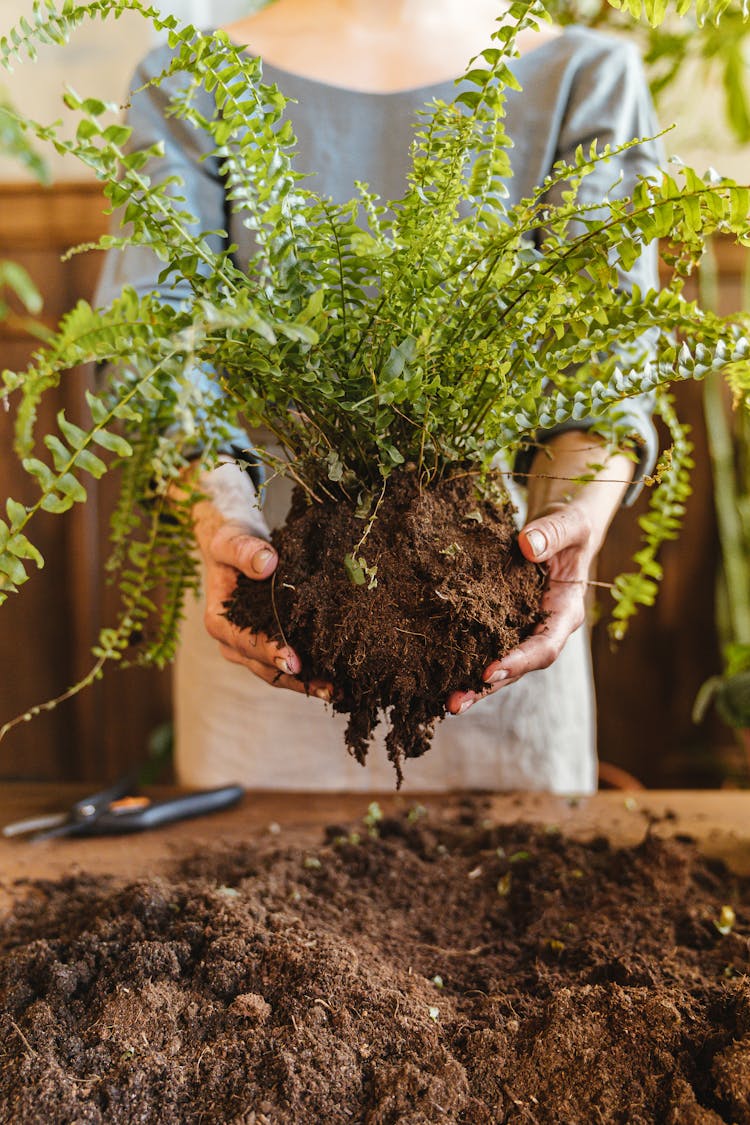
[226,469,545,782]
[2,805,750,1123]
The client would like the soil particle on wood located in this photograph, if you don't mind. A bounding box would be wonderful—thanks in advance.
[225,469,545,782]
[2,803,750,1123]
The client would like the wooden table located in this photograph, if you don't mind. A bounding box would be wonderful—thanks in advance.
[1,785,749,886]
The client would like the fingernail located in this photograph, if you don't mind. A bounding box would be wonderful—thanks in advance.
[486,668,509,685]
[525,529,546,559]
[251,547,275,575]
[458,699,474,715]
[274,654,296,675]
[313,686,332,702]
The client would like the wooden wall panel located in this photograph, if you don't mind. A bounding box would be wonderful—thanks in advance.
[593,381,725,787]
[593,257,745,787]
[0,183,171,783]
[0,182,745,786]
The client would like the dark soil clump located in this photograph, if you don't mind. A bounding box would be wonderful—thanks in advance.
[226,469,545,781]
[2,806,750,1122]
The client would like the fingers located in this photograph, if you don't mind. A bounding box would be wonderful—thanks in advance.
[201,521,306,685]
[203,561,300,670]
[448,610,584,717]
[451,444,622,715]
[448,554,588,717]
[484,563,587,683]
[448,613,580,716]
[211,606,336,701]
[446,688,480,716]
[209,582,337,700]
[218,644,334,701]
[210,523,279,580]
[195,507,333,699]
[518,504,592,563]
[483,606,584,685]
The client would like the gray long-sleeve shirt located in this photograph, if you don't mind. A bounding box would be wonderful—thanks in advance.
[95,25,663,494]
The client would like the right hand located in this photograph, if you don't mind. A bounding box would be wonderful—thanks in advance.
[191,469,334,701]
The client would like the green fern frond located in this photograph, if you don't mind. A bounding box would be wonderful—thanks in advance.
[609,393,694,638]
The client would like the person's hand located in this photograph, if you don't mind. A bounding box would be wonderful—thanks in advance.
[190,463,333,701]
[446,501,596,714]
[446,431,636,716]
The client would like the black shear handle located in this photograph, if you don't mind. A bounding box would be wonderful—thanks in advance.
[70,773,138,821]
[87,785,245,835]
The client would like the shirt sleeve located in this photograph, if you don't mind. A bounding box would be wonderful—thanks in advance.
[516,34,663,506]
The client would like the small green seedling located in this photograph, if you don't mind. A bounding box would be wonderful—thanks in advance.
[344,554,378,589]
[363,801,384,836]
[715,905,736,935]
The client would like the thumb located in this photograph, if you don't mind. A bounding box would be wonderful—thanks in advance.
[519,505,590,562]
[210,523,278,579]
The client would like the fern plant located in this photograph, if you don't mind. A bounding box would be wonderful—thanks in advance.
[1,0,750,738]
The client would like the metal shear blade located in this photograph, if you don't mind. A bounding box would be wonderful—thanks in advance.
[3,777,244,840]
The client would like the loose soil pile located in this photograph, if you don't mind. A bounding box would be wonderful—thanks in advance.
[226,470,545,782]
[2,803,750,1123]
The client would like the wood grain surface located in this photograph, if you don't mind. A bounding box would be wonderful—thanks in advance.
[1,785,750,886]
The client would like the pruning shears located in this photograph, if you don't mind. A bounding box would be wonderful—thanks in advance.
[2,774,244,841]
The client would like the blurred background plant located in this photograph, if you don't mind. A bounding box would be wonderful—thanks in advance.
[548,0,750,145]
[691,241,750,778]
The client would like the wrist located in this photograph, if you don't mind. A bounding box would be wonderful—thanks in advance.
[526,432,634,553]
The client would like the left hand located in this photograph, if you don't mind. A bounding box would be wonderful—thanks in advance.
[446,431,636,715]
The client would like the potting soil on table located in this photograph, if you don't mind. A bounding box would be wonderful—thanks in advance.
[1,801,749,1123]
